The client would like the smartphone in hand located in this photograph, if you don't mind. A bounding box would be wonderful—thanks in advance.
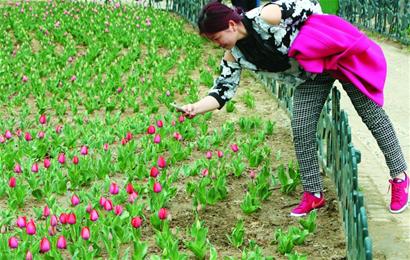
[170,102,185,113]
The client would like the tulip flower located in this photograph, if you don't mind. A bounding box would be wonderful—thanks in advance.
[131,217,142,228]
[71,194,80,206]
[43,158,51,169]
[109,182,119,195]
[26,251,33,260]
[249,170,256,179]
[8,236,18,249]
[9,177,16,188]
[70,75,76,82]
[43,205,50,218]
[5,130,12,139]
[80,145,88,155]
[150,166,159,178]
[16,216,26,228]
[55,125,62,134]
[58,153,65,164]
[14,164,22,174]
[117,87,123,93]
[230,144,239,153]
[81,227,90,240]
[128,191,138,203]
[178,115,185,123]
[67,213,76,225]
[126,131,133,141]
[90,209,99,222]
[26,220,36,235]
[50,215,58,227]
[158,208,167,220]
[99,197,107,207]
[103,143,109,151]
[147,125,156,134]
[68,56,73,62]
[173,132,182,141]
[72,156,79,165]
[37,131,45,139]
[0,135,5,143]
[202,169,209,177]
[166,90,171,96]
[156,120,163,128]
[104,200,113,211]
[59,213,67,224]
[206,151,212,159]
[121,138,127,145]
[39,114,47,124]
[171,120,176,126]
[126,183,134,194]
[157,156,166,168]
[57,236,67,249]
[114,205,123,216]
[22,75,28,82]
[40,237,51,253]
[48,226,57,236]
[86,203,92,213]
[16,129,22,137]
[153,134,161,144]
[31,163,39,173]
[25,132,32,141]
[153,182,162,193]
[217,150,224,158]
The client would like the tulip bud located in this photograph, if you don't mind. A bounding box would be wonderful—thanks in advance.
[90,209,99,222]
[26,251,33,260]
[157,156,166,169]
[230,144,239,153]
[22,75,28,82]
[26,220,36,235]
[126,131,133,141]
[153,134,161,144]
[131,217,142,228]
[72,156,79,165]
[171,120,176,126]
[173,132,182,141]
[67,213,76,225]
[166,90,171,96]
[31,163,38,173]
[71,194,80,206]
[81,227,90,240]
[55,125,62,134]
[40,237,51,253]
[117,87,123,93]
[43,158,51,169]
[86,203,92,213]
[43,205,50,218]
[9,177,16,188]
[249,170,256,179]
[217,150,224,158]
[5,130,12,139]
[178,115,185,123]
[48,226,56,236]
[158,208,167,220]
[103,143,109,151]
[147,125,155,134]
[121,138,127,145]
[99,197,107,207]
[58,153,65,164]
[25,132,32,141]
[202,169,209,177]
[39,114,47,124]
[16,129,22,137]
[150,166,159,178]
[153,182,162,193]
[70,75,76,82]
[156,120,163,128]
[126,183,134,194]
[80,145,88,155]
[104,199,113,211]
[57,236,67,249]
[37,131,45,139]
[8,236,18,249]
[50,215,58,227]
[0,135,5,143]
[59,213,67,224]
[14,164,22,174]
[16,216,26,228]
[109,182,119,195]
[114,205,123,216]
[205,151,212,159]
[128,191,138,203]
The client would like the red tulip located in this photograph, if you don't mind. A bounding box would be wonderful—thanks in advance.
[126,183,134,194]
[156,120,163,128]
[57,236,67,249]
[153,182,162,193]
[43,205,50,217]
[14,164,22,174]
[16,216,26,228]
[173,132,182,141]
[44,158,51,169]
[67,213,76,225]
[5,130,12,139]
[230,144,239,153]
[109,182,119,195]
[31,163,39,173]
[121,138,127,145]
[26,220,36,235]
[157,156,166,168]
[8,237,18,249]
[217,150,224,158]
[131,217,142,228]
[104,199,113,211]
[80,145,88,155]
[202,169,209,177]
[126,131,133,141]
[205,151,212,159]
[114,205,123,216]
[147,125,156,134]
[72,156,79,165]
[71,194,80,206]
[39,114,47,124]
[50,215,58,227]
[81,227,90,240]
[178,115,185,123]
[150,166,159,178]
[58,153,65,164]
[153,134,161,144]
[9,177,16,188]
[117,87,123,93]
[25,132,32,141]
[40,237,51,253]
[99,197,107,207]
[90,209,99,221]
[158,208,167,220]
[59,213,67,224]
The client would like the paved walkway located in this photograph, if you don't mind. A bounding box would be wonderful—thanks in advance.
[337,40,410,259]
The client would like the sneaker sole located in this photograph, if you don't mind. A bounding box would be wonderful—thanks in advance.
[389,202,409,214]
[290,206,324,217]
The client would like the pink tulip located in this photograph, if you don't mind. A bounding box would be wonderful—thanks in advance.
[43,205,50,217]
[40,237,51,253]
[70,75,76,82]
[80,145,88,155]
[26,220,36,235]
[178,115,185,123]
[166,90,171,96]
[230,144,239,153]
[128,191,138,203]
[202,169,209,177]
[109,182,119,195]
[39,114,47,124]
[99,197,107,207]
[14,164,22,174]
[0,135,5,143]
[131,217,142,228]
[16,129,22,137]
[68,56,73,63]
[126,183,134,194]
[59,213,67,224]
[173,132,182,141]
[43,158,51,169]
[16,216,26,228]
[114,205,123,216]
[25,132,32,141]
[156,120,163,128]
[55,125,62,134]
[8,236,18,249]
[117,87,123,93]
[205,151,212,159]
[58,153,65,164]
[158,208,167,220]
[22,75,28,82]
[48,226,57,236]
[171,120,176,126]
[121,138,127,145]
[249,170,256,179]
[104,199,113,211]
[86,203,92,213]
[147,125,156,134]
[126,132,133,141]
[50,215,58,227]
[26,251,33,260]
[37,131,45,139]
[150,166,159,178]
[57,236,67,249]
[90,209,99,221]
[81,227,90,240]
[67,213,76,225]
[5,130,12,139]
[71,194,80,206]
[9,177,16,188]
[103,143,109,151]
[153,182,162,193]
[72,156,79,165]
[157,156,166,168]
[31,163,38,173]
[217,150,224,158]
[153,134,161,144]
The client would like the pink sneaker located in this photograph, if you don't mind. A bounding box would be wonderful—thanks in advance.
[290,192,326,217]
[389,172,409,213]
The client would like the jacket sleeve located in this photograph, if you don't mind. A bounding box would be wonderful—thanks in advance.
[208,59,242,109]
[277,0,322,26]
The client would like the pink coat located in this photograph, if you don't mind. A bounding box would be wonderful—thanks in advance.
[288,14,386,106]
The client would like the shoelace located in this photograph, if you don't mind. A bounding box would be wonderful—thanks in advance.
[296,193,309,208]
[388,180,403,203]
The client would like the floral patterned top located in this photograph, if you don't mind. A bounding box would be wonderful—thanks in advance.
[208,0,322,108]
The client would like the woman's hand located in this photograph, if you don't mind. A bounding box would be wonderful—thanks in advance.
[181,96,220,119]
[181,104,197,119]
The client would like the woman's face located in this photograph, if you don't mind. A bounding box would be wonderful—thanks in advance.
[204,21,238,49]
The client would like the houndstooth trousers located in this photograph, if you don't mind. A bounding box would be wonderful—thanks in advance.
[292,73,408,193]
